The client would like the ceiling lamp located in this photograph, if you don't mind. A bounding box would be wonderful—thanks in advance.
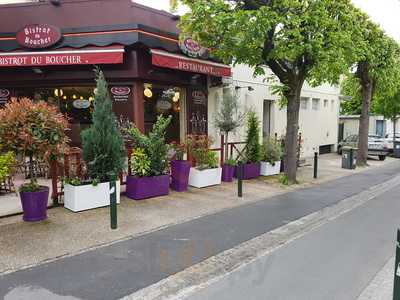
[144,87,153,98]
[73,94,77,100]
[62,95,67,100]
[54,88,64,97]
[80,96,84,100]
[172,91,180,102]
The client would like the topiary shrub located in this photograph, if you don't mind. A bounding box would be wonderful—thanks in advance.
[81,68,126,182]
[244,110,261,163]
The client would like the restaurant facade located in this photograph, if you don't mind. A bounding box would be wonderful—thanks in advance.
[0,0,231,145]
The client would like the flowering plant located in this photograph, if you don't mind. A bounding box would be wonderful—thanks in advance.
[187,135,218,170]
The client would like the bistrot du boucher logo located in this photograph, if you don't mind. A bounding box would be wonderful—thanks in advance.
[111,87,131,96]
[179,38,208,58]
[16,24,62,49]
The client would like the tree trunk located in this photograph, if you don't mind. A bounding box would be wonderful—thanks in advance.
[357,78,373,167]
[225,131,229,161]
[284,81,303,184]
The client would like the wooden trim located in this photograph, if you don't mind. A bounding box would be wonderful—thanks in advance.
[133,81,145,133]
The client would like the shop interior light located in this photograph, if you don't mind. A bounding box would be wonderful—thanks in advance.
[89,96,94,101]
[172,91,180,102]
[54,88,63,97]
[80,96,84,100]
[144,87,153,98]
[63,96,67,100]
[73,94,77,100]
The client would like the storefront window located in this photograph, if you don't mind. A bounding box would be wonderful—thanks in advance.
[12,86,95,146]
[143,83,185,143]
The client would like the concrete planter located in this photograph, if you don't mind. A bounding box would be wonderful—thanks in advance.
[260,161,281,176]
[64,181,120,212]
[188,167,222,188]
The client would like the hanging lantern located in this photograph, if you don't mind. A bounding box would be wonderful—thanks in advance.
[144,87,153,98]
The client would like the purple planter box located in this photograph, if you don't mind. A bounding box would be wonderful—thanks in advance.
[235,162,261,180]
[171,160,191,192]
[126,175,170,200]
[222,164,235,182]
[20,186,49,222]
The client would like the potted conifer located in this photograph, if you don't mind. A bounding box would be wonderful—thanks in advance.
[236,111,261,179]
[260,137,283,176]
[126,115,172,200]
[0,98,69,221]
[64,68,126,212]
[188,135,222,188]
[169,141,191,192]
[214,88,245,182]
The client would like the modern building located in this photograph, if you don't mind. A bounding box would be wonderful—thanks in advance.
[209,64,342,158]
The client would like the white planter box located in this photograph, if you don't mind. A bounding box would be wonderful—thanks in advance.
[64,181,121,212]
[188,167,222,188]
[260,161,281,176]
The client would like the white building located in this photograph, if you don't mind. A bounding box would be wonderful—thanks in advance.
[208,64,342,158]
[339,115,398,140]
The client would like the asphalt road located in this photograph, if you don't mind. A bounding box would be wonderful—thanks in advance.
[188,184,400,300]
[1,162,400,300]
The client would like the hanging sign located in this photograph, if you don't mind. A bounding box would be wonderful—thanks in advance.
[72,99,91,109]
[111,87,131,102]
[16,24,62,49]
[179,38,207,58]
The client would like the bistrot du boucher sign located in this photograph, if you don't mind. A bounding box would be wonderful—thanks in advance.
[16,24,62,49]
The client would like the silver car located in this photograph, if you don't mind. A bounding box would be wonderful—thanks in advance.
[384,133,400,152]
[337,135,389,161]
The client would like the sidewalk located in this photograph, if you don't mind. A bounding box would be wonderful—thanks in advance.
[0,154,395,274]
[0,157,399,299]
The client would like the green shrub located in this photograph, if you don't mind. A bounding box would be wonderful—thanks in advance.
[262,137,283,164]
[0,151,16,183]
[245,111,261,163]
[81,68,126,182]
[206,151,219,169]
[224,157,237,166]
[131,148,151,177]
[128,115,172,176]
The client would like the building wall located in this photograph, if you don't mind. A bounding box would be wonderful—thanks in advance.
[340,115,395,138]
[208,64,341,158]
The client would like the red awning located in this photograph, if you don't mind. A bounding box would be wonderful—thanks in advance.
[0,45,124,67]
[151,49,231,77]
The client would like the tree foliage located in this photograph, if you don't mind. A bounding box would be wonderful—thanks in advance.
[81,68,126,182]
[175,0,358,183]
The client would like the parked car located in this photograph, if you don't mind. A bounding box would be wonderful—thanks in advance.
[384,133,400,152]
[337,135,389,161]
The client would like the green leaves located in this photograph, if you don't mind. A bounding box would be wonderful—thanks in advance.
[127,115,172,176]
[245,110,261,163]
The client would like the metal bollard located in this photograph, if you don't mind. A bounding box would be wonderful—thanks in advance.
[314,152,318,179]
[237,163,243,198]
[110,179,117,230]
[393,229,400,299]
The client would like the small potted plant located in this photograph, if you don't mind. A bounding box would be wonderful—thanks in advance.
[0,98,69,221]
[260,137,283,176]
[169,141,191,192]
[221,157,236,182]
[64,69,126,212]
[236,111,261,179]
[187,135,222,188]
[126,115,172,200]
